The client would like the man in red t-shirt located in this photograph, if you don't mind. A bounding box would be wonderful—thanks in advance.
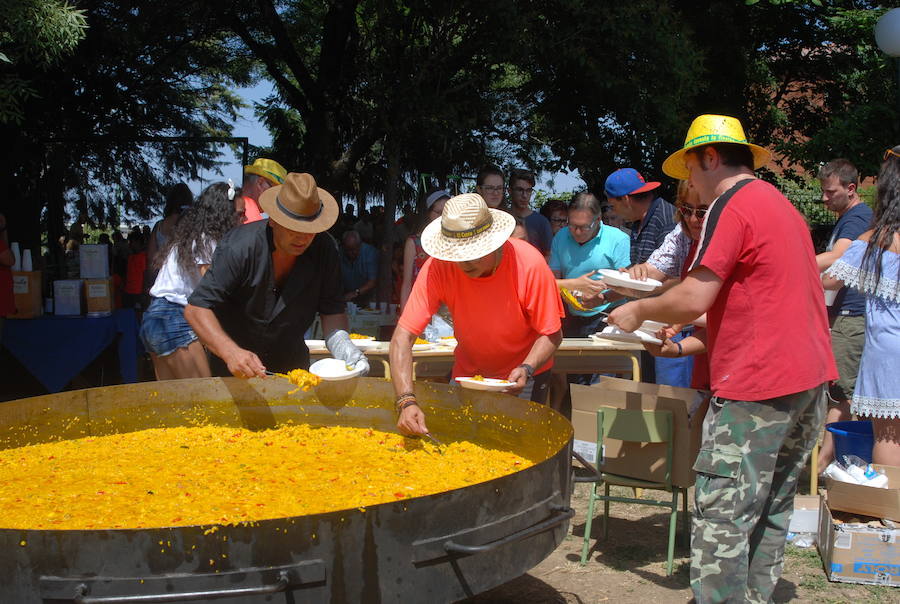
[242,158,287,223]
[0,213,16,337]
[391,193,564,435]
[609,115,837,603]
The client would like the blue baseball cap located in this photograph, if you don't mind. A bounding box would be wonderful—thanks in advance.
[604,168,661,198]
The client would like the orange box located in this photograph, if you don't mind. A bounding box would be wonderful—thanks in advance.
[84,278,114,317]
[9,271,43,319]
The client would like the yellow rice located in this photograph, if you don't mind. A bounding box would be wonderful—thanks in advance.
[0,424,532,530]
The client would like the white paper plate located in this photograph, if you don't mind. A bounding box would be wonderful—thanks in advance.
[637,320,667,335]
[597,269,662,292]
[456,377,514,391]
[305,339,326,349]
[309,358,364,381]
[437,337,458,348]
[351,338,380,349]
[412,343,434,351]
[590,326,661,345]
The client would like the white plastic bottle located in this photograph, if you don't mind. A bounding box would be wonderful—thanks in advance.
[823,462,856,484]
[862,465,889,489]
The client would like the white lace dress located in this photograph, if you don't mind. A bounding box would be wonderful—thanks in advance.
[827,239,900,418]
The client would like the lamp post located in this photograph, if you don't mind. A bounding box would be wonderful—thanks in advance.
[875,8,900,115]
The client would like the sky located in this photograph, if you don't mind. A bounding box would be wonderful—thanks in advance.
[189,82,587,205]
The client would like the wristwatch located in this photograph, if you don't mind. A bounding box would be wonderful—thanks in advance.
[518,363,535,379]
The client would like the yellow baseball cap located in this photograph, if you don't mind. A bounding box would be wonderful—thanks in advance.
[244,158,287,186]
[662,114,771,180]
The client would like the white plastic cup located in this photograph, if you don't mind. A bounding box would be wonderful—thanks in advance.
[824,288,838,306]
[10,242,20,271]
[21,249,32,272]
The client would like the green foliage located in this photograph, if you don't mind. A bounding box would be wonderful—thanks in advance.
[0,1,252,250]
[742,2,897,178]
[0,0,87,124]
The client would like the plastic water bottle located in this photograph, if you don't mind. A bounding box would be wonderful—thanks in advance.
[862,465,889,489]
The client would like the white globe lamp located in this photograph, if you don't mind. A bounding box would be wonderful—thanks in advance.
[876,8,900,115]
[875,8,900,57]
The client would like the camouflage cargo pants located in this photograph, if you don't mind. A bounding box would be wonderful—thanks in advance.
[691,385,825,604]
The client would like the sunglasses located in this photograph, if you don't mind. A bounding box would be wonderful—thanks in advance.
[885,148,900,161]
[550,217,568,225]
[678,206,709,220]
[569,218,599,232]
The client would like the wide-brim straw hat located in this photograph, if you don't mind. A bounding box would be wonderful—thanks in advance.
[420,193,515,262]
[662,114,772,180]
[259,172,339,233]
[244,158,287,186]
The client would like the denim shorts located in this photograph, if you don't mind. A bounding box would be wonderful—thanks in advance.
[139,297,198,357]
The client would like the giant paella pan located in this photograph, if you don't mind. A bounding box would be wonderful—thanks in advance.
[0,377,573,602]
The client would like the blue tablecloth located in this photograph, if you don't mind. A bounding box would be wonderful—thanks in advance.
[1,309,139,393]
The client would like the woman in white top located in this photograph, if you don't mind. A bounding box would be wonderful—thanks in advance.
[139,181,243,379]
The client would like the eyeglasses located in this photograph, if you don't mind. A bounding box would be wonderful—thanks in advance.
[569,218,599,232]
[550,217,568,225]
[678,206,709,220]
[510,186,534,196]
[885,148,900,161]
[478,185,504,193]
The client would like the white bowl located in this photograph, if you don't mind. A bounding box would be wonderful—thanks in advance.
[309,358,364,381]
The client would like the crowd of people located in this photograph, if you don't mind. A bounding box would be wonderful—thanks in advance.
[1,109,897,604]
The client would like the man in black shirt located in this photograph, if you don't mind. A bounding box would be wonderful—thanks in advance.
[186,173,367,378]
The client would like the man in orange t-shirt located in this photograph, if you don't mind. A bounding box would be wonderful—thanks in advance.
[390,193,564,435]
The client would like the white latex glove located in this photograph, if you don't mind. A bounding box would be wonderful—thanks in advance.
[325,329,370,376]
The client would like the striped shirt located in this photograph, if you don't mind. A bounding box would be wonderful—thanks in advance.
[628,197,676,265]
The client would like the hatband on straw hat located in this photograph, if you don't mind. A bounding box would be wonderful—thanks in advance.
[420,193,515,262]
[258,173,339,233]
[244,158,287,186]
[662,114,772,180]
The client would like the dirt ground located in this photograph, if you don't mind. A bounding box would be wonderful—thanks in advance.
[466,481,897,604]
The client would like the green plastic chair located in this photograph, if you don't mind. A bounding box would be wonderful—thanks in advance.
[579,407,690,575]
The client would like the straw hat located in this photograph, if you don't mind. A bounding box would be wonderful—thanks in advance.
[662,114,772,180]
[420,193,515,262]
[258,173,338,233]
[244,158,287,186]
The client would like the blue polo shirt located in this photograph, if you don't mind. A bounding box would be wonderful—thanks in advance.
[549,222,631,317]
[829,203,873,317]
[340,241,378,292]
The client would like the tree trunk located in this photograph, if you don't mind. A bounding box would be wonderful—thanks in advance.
[378,142,400,305]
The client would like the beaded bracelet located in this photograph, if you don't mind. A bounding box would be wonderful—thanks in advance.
[397,399,420,413]
[395,392,417,412]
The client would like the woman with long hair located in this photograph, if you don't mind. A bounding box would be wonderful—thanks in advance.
[139,181,242,380]
[399,188,450,310]
[824,146,900,465]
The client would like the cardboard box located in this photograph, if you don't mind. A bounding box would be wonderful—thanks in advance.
[53,279,83,316]
[84,278,114,317]
[790,495,822,534]
[79,244,109,279]
[818,498,900,587]
[8,271,43,319]
[826,465,900,522]
[570,377,706,487]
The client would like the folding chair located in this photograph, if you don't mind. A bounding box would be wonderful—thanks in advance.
[579,407,689,575]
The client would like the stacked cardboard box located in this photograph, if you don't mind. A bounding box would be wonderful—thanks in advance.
[9,271,43,319]
[570,377,706,487]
